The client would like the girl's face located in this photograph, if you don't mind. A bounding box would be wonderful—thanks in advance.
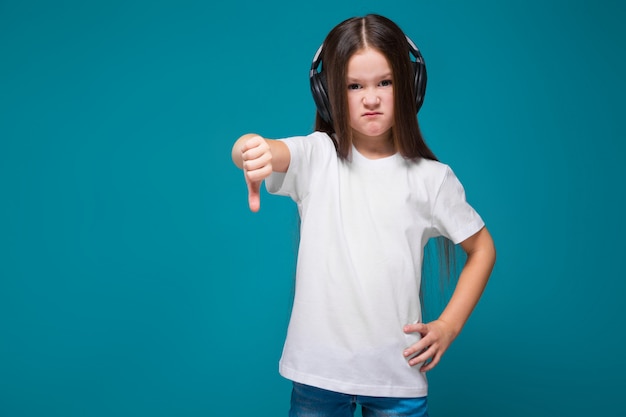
[346,47,394,145]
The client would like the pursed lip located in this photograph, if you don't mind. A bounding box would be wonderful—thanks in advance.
[362,112,382,117]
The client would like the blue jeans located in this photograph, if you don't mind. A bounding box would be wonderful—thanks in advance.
[289,382,429,417]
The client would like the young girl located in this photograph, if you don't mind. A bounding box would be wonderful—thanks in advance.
[231,14,495,417]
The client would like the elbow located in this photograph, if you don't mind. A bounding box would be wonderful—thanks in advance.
[484,229,497,274]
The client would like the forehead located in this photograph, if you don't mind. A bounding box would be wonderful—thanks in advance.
[346,48,392,77]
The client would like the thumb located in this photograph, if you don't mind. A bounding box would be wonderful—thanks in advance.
[247,178,262,212]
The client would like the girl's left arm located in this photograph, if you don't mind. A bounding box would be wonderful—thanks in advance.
[403,226,496,372]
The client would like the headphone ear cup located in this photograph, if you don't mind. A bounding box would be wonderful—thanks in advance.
[412,60,427,113]
[310,71,332,124]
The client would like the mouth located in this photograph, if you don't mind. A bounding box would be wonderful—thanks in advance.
[362,112,382,117]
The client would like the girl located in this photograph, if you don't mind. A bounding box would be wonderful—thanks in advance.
[231,14,495,417]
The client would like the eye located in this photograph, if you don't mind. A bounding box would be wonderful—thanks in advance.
[379,79,393,87]
[347,83,361,90]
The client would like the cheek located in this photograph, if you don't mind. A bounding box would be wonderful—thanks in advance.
[347,97,360,119]
[384,91,394,106]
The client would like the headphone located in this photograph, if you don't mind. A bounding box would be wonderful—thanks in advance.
[309,35,427,125]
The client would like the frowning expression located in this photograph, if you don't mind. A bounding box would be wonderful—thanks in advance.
[346,48,394,143]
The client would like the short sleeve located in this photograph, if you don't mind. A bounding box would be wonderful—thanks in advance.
[431,166,485,244]
[265,132,334,203]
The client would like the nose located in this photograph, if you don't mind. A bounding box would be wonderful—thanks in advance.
[362,91,380,107]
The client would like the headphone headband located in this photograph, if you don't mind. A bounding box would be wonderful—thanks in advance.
[310,43,324,77]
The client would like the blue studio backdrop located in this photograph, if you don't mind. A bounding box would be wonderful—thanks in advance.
[1,1,624,416]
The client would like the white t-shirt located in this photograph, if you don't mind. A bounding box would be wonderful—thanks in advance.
[266,131,485,398]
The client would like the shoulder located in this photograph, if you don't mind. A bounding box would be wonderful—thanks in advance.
[281,131,333,146]
[410,158,451,181]
[281,131,336,159]
[412,157,448,171]
[405,158,469,198]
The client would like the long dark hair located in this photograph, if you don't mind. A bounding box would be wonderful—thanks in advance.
[314,14,460,318]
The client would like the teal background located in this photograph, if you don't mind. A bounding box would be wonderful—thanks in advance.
[1,0,624,416]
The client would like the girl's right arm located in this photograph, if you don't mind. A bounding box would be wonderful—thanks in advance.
[231,133,291,212]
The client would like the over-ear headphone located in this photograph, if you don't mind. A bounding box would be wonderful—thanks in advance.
[309,35,427,125]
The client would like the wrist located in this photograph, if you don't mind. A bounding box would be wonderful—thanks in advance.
[436,317,462,339]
